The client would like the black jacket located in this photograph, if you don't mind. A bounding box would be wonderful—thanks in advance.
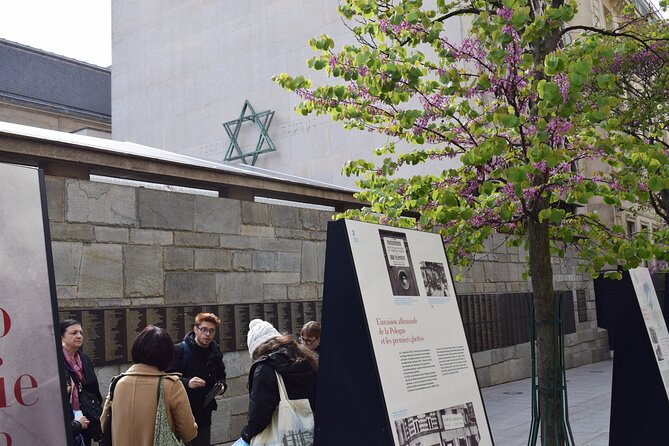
[241,347,317,442]
[64,351,103,446]
[166,332,227,427]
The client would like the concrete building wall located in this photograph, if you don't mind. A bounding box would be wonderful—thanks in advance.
[44,175,608,445]
[111,0,465,188]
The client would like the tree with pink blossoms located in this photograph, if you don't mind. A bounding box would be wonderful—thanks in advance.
[275,1,669,444]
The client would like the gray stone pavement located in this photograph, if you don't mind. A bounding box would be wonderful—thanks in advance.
[481,359,613,446]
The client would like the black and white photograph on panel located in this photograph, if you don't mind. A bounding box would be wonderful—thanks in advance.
[419,261,451,297]
[394,402,481,446]
[379,229,419,296]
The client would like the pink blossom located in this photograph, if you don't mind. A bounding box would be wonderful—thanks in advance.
[496,7,514,22]
[553,74,570,102]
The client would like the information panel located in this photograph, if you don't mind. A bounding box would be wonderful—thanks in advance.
[629,267,669,400]
[345,220,493,446]
[0,163,69,446]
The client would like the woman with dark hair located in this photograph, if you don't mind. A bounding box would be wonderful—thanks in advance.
[299,321,321,353]
[101,325,197,445]
[238,319,318,444]
[61,319,103,445]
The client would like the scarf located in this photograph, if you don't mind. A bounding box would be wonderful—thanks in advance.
[64,348,84,410]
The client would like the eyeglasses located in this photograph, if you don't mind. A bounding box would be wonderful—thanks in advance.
[299,336,317,346]
[197,327,216,335]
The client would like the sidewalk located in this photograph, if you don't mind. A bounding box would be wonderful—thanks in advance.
[481,359,613,446]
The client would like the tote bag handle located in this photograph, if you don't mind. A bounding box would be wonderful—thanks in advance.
[275,372,289,401]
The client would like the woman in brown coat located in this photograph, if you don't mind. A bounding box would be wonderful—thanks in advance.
[101,326,197,445]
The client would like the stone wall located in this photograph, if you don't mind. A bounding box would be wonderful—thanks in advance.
[45,176,609,445]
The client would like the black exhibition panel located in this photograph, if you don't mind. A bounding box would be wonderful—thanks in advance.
[314,219,394,445]
[608,271,669,446]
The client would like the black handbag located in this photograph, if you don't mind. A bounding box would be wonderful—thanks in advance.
[78,384,103,440]
[99,374,124,446]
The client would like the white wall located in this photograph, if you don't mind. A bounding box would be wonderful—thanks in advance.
[112,0,465,187]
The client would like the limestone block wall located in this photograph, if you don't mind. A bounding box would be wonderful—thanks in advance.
[45,176,609,445]
[47,177,329,307]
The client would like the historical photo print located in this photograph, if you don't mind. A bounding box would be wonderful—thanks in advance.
[419,261,451,297]
[395,402,481,446]
[379,229,419,296]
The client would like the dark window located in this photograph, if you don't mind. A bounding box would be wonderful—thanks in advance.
[627,220,636,235]
[577,290,588,323]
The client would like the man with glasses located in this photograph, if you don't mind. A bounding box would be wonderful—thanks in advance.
[168,313,227,446]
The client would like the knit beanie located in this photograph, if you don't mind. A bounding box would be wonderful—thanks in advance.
[247,319,280,358]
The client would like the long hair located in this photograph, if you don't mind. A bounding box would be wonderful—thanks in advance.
[252,334,318,370]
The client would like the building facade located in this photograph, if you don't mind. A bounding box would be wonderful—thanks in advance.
[0,38,111,136]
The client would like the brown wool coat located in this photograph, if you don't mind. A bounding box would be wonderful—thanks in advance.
[101,363,197,446]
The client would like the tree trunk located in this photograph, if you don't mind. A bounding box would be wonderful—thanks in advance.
[528,218,566,446]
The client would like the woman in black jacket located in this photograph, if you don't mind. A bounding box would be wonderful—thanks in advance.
[61,319,103,446]
[240,319,318,444]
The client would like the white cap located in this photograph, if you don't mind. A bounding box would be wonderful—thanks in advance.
[247,319,280,358]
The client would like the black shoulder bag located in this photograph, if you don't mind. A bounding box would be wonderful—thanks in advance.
[77,381,103,440]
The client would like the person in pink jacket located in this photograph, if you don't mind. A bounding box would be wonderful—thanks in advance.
[101,326,198,445]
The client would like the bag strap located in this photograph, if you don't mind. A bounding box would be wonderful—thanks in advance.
[181,340,190,372]
[107,373,125,402]
[156,375,164,402]
[274,371,289,402]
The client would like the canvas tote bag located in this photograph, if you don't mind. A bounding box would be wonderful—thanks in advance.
[153,376,185,446]
[250,371,315,446]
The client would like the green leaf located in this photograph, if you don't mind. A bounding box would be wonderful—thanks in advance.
[648,176,665,192]
[506,167,526,183]
[499,114,520,128]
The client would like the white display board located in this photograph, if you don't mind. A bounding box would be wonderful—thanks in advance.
[629,267,669,401]
[345,220,493,446]
[0,163,68,445]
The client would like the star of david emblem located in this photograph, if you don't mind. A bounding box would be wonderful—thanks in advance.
[223,100,276,165]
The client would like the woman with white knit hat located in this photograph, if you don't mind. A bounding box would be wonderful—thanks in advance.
[236,319,318,445]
